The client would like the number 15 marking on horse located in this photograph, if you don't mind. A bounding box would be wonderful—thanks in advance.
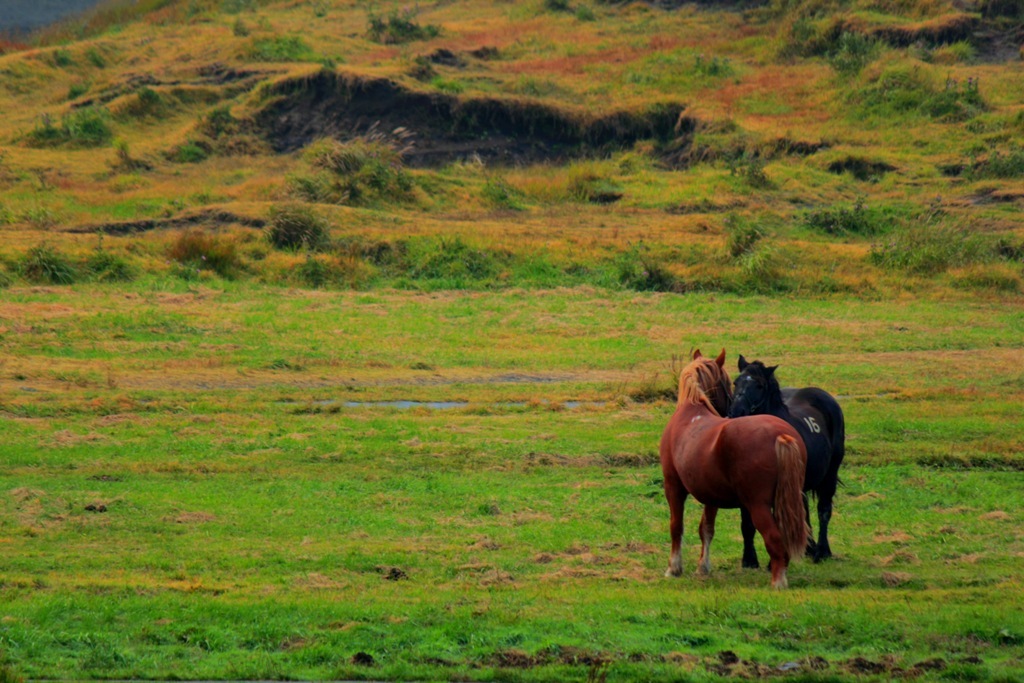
[803,417,821,433]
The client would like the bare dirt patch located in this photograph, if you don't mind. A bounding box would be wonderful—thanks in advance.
[69,208,266,236]
[171,511,216,524]
[252,70,691,166]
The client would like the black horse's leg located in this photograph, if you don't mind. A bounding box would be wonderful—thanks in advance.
[813,477,838,562]
[740,506,759,569]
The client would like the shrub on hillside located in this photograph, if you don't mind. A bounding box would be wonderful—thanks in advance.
[828,32,877,77]
[19,244,77,284]
[965,145,1024,180]
[803,198,894,236]
[724,214,766,258]
[113,87,169,120]
[694,54,734,78]
[167,140,210,163]
[167,229,242,277]
[481,177,527,211]
[246,35,315,62]
[565,163,624,204]
[615,243,678,292]
[290,138,415,206]
[853,66,986,122]
[869,209,994,275]
[366,8,440,44]
[267,203,331,251]
[405,237,502,287]
[296,252,375,289]
[26,107,113,148]
[87,247,137,282]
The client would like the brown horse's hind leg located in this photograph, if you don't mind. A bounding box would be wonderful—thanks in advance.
[747,505,790,589]
[664,475,688,577]
[698,506,718,575]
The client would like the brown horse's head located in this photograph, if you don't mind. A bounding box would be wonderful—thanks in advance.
[677,349,733,416]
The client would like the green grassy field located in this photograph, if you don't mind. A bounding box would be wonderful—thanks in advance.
[1,283,1023,681]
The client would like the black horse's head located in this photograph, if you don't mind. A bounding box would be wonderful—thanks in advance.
[727,355,781,418]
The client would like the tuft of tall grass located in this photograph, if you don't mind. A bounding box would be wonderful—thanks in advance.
[19,244,78,284]
[113,86,169,120]
[869,209,995,275]
[366,8,441,44]
[26,107,113,148]
[852,65,986,122]
[245,35,316,62]
[266,203,331,251]
[950,264,1021,293]
[295,252,375,289]
[965,145,1024,180]
[565,162,624,204]
[290,138,415,206]
[167,140,210,163]
[167,229,243,277]
[693,54,734,79]
[724,214,766,258]
[405,236,502,287]
[87,247,137,282]
[0,662,25,683]
[736,243,788,292]
[803,198,895,236]
[481,177,527,211]
[728,153,773,189]
[614,243,678,292]
[828,32,878,77]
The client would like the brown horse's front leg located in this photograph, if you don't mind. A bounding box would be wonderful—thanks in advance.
[698,506,718,575]
[664,475,687,577]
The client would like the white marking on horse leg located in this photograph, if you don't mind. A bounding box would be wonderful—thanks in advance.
[771,571,789,590]
[697,540,711,575]
[696,548,712,577]
[666,550,682,577]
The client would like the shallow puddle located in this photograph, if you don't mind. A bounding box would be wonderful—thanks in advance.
[286,399,605,410]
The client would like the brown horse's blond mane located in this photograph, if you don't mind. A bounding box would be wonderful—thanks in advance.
[677,358,727,416]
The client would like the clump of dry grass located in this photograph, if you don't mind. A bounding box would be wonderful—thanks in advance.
[167,229,243,277]
[266,203,331,252]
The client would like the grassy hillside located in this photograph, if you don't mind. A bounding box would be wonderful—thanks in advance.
[0,1,1023,681]
[0,0,1021,295]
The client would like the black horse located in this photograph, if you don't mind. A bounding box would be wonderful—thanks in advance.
[727,356,845,565]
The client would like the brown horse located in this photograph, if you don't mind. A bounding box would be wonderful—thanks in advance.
[660,350,809,589]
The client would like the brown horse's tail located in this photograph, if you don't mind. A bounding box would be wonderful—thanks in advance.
[774,434,809,562]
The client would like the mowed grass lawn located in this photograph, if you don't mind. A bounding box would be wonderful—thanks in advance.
[1,282,1023,681]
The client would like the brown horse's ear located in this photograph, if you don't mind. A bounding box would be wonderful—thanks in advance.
[692,349,703,360]
[715,349,726,368]
[738,355,749,371]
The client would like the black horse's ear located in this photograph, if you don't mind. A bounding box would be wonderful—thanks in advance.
[738,355,749,371]
[715,348,726,368]
[766,365,779,377]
